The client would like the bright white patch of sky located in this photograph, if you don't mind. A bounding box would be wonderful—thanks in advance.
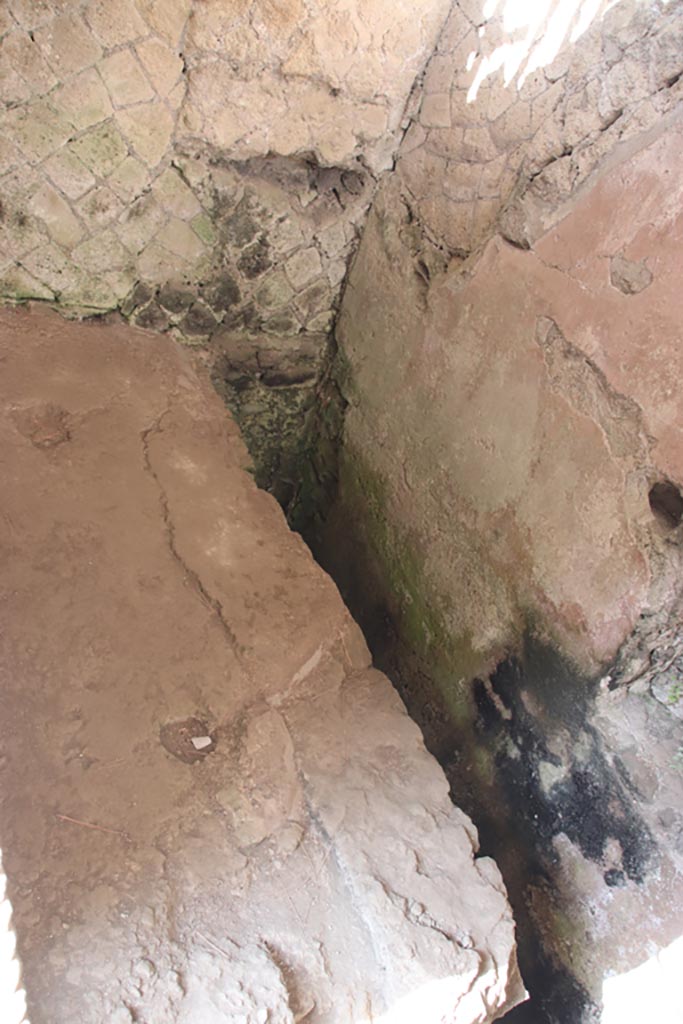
[466,0,662,101]
[0,853,28,1024]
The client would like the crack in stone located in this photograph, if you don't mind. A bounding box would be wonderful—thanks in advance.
[140,406,243,662]
[277,709,388,972]
[261,942,316,1021]
[535,315,653,464]
[379,878,475,950]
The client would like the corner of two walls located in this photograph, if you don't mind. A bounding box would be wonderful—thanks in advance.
[0,0,453,497]
[3,0,683,1015]
[319,1,683,1019]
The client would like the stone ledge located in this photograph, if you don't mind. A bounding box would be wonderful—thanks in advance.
[0,306,524,1024]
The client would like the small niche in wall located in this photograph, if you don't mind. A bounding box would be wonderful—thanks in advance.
[648,480,683,529]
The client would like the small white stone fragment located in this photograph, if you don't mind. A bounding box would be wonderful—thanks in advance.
[191,736,212,750]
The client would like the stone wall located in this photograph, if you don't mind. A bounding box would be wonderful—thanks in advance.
[0,0,450,315]
[0,0,451,491]
[401,0,683,256]
[318,0,683,670]
[318,2,683,1019]
[332,116,683,672]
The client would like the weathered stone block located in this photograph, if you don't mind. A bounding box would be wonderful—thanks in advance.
[137,239,188,280]
[21,241,87,298]
[201,275,241,312]
[0,138,19,177]
[255,271,295,310]
[76,186,124,230]
[8,0,72,31]
[285,246,323,291]
[470,196,499,244]
[1,164,41,201]
[1,29,57,96]
[0,7,16,35]
[116,105,174,168]
[423,54,456,95]
[153,168,203,220]
[0,264,55,301]
[0,195,46,261]
[399,147,448,199]
[158,281,194,312]
[293,277,332,321]
[263,309,302,335]
[134,300,170,330]
[489,101,532,150]
[225,198,260,248]
[53,67,114,131]
[443,160,482,203]
[84,0,149,48]
[425,125,465,160]
[72,230,131,275]
[106,156,149,203]
[135,37,183,97]
[136,0,191,47]
[306,308,334,333]
[190,213,216,245]
[610,253,653,296]
[478,153,507,201]
[34,13,102,78]
[0,57,31,106]
[29,183,83,249]
[104,267,137,302]
[178,301,217,335]
[269,214,305,256]
[326,258,347,288]
[99,50,156,107]
[486,78,518,122]
[167,79,187,112]
[420,91,452,129]
[651,18,683,88]
[43,150,97,201]
[4,100,71,164]
[237,236,272,279]
[71,122,128,177]
[115,194,166,254]
[120,280,154,316]
[461,124,500,163]
[156,217,205,262]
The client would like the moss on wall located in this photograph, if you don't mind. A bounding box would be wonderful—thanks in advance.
[307,434,493,753]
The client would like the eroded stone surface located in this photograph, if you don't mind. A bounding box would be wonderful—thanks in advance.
[0,0,450,324]
[331,115,683,672]
[0,0,453,498]
[319,83,683,1024]
[0,306,523,1024]
[401,0,683,256]
[182,0,451,173]
[2,1,682,505]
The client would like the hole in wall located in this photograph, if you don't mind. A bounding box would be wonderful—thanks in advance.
[648,480,683,529]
